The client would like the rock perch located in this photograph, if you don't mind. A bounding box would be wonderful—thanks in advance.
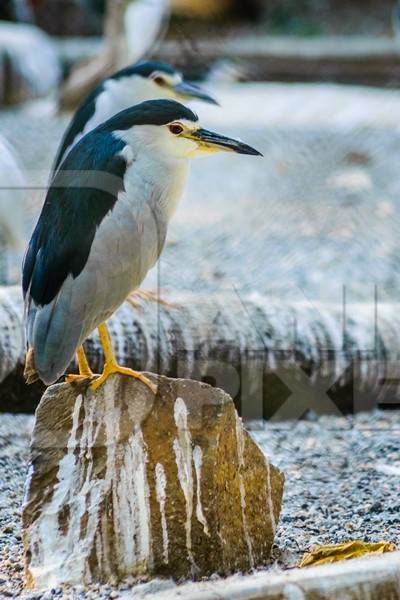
[22,374,284,588]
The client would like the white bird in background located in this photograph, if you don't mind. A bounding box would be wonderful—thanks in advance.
[0,136,24,247]
[0,135,26,285]
[80,0,170,62]
[0,22,60,102]
[124,0,170,63]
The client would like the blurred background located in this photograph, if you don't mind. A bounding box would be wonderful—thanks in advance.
[3,0,400,414]
[2,9,400,591]
[2,0,400,293]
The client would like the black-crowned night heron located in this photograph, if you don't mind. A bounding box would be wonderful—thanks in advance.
[53,61,218,173]
[23,99,261,392]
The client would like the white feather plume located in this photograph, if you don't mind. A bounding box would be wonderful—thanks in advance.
[0,135,26,249]
[124,0,170,63]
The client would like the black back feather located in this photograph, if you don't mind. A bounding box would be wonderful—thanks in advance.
[52,84,104,173]
[24,132,127,306]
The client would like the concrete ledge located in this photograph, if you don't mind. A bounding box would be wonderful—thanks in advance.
[148,551,400,599]
[155,36,400,86]
[55,34,400,86]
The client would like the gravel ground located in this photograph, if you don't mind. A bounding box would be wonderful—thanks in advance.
[0,410,399,598]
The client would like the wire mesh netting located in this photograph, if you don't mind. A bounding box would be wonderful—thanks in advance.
[2,82,400,306]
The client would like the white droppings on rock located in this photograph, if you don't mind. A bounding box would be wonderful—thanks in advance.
[173,397,195,569]
[28,394,90,587]
[23,463,35,506]
[27,388,154,586]
[265,461,277,536]
[235,413,254,568]
[155,463,169,564]
[193,445,209,536]
[103,382,120,579]
[116,426,152,572]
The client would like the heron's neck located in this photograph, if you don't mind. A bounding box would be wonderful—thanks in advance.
[103,76,165,112]
[117,130,189,223]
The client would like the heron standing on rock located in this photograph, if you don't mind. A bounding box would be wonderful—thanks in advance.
[23,99,261,391]
[53,61,218,174]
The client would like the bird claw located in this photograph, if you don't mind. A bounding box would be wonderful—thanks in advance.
[65,373,94,384]
[90,363,157,394]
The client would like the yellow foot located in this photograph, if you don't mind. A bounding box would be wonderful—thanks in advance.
[65,346,94,384]
[90,362,157,394]
[65,373,94,384]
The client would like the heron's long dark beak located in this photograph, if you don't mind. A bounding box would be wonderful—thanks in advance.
[174,80,219,105]
[191,128,262,156]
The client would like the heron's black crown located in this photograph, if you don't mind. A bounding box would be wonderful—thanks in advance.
[97,99,199,133]
[110,60,177,81]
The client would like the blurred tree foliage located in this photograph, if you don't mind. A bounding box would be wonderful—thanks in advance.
[0,0,14,20]
[80,0,264,23]
[266,0,325,35]
[263,0,394,36]
[0,0,33,21]
[80,0,105,18]
[172,0,262,21]
[4,0,395,37]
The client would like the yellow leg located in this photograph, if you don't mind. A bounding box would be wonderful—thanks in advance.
[65,346,94,383]
[77,346,93,377]
[91,323,157,393]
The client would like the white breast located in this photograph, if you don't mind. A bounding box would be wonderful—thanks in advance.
[70,142,189,336]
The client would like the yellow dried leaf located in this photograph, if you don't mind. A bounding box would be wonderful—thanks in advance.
[299,541,396,568]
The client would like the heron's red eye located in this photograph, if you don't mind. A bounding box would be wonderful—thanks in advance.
[169,124,184,135]
[153,76,166,86]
